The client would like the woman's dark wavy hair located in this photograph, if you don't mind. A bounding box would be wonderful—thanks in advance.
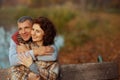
[33,17,57,46]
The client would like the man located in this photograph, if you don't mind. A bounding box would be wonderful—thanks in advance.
[9,16,58,79]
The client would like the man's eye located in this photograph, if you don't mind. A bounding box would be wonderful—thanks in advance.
[18,28,21,31]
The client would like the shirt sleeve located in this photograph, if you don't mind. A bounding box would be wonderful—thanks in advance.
[37,45,58,61]
[29,63,40,75]
[9,39,20,66]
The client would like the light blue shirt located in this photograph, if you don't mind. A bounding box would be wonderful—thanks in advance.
[9,39,58,66]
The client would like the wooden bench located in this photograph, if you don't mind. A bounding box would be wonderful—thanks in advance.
[0,62,119,80]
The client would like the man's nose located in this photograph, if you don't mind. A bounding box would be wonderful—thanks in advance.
[21,29,26,34]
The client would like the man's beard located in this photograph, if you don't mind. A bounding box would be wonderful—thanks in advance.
[17,34,32,44]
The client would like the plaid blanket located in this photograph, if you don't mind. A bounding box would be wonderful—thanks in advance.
[10,60,59,80]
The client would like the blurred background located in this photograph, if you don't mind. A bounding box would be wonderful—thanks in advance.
[0,0,120,69]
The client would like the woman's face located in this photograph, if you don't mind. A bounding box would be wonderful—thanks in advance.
[31,23,44,42]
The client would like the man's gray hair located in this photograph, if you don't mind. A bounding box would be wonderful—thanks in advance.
[17,16,33,23]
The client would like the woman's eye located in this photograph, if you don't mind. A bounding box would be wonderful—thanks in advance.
[36,30,40,33]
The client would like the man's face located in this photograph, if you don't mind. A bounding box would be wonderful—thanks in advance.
[18,20,32,41]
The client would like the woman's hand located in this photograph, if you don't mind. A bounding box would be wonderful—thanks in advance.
[18,53,33,67]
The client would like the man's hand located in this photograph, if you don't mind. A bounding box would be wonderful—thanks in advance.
[17,43,29,53]
[33,46,54,56]
[18,53,33,67]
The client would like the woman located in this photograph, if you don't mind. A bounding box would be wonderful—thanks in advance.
[11,17,59,80]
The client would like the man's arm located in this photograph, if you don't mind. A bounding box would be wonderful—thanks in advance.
[36,45,58,61]
[17,43,58,61]
[9,39,20,66]
[9,39,58,66]
[17,44,58,61]
[9,39,36,66]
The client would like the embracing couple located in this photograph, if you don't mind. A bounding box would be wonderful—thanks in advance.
[9,16,59,80]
